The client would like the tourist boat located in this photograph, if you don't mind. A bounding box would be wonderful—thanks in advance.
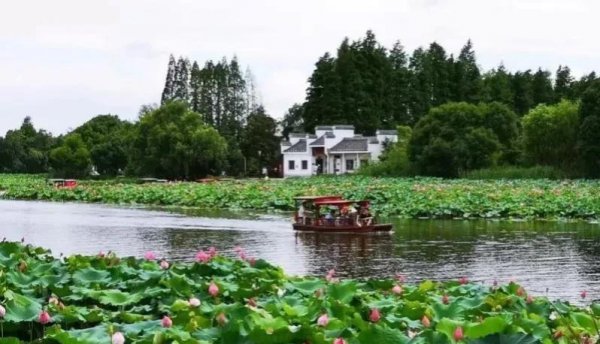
[48,179,78,189]
[292,196,393,233]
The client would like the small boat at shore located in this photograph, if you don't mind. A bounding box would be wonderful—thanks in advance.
[292,196,393,233]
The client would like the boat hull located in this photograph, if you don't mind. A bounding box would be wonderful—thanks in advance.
[292,223,393,233]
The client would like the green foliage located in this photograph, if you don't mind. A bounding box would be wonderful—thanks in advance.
[359,126,412,176]
[410,102,518,177]
[4,174,600,220]
[577,80,600,177]
[461,166,567,180]
[0,117,54,173]
[129,102,228,179]
[49,134,92,178]
[0,241,598,343]
[72,114,133,176]
[522,100,580,171]
[241,106,280,177]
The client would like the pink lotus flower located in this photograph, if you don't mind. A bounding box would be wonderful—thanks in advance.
[216,312,228,326]
[458,277,468,285]
[581,290,587,299]
[0,304,5,318]
[453,326,464,341]
[161,315,172,328]
[195,250,211,263]
[208,282,219,297]
[392,285,403,295]
[38,310,51,325]
[333,338,347,344]
[326,269,338,283]
[442,294,449,305]
[188,297,201,307]
[369,308,381,322]
[144,251,156,261]
[526,295,534,304]
[98,251,105,258]
[112,332,125,344]
[421,315,430,328]
[317,313,329,326]
[160,260,169,270]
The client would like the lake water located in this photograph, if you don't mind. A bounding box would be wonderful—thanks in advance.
[1,199,599,303]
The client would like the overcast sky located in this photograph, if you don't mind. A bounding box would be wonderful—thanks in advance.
[1,0,598,135]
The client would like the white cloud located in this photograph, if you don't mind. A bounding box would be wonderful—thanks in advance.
[0,0,599,134]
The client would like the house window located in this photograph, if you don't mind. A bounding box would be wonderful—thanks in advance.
[301,160,308,170]
[346,159,354,171]
[288,160,295,170]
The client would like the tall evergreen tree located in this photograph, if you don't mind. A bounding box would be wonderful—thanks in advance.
[452,39,482,103]
[511,70,534,115]
[554,65,575,101]
[387,41,411,126]
[173,57,190,102]
[189,61,201,113]
[481,64,514,106]
[577,80,600,177]
[303,53,342,131]
[531,68,554,105]
[160,55,176,104]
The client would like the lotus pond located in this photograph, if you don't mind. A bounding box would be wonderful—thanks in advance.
[3,174,600,220]
[1,241,599,344]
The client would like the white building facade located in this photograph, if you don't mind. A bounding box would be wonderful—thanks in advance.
[280,125,398,177]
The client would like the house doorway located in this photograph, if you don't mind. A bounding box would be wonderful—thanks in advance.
[315,157,324,175]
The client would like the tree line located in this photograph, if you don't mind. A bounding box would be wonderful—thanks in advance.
[0,55,280,179]
[285,30,600,178]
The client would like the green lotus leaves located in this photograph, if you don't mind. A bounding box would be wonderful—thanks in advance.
[0,241,599,343]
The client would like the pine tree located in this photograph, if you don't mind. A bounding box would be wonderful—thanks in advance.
[511,70,534,115]
[190,61,201,112]
[531,68,554,105]
[303,53,342,132]
[554,65,575,101]
[173,57,190,102]
[387,41,411,125]
[481,64,513,107]
[452,39,482,103]
[408,47,431,123]
[161,55,176,104]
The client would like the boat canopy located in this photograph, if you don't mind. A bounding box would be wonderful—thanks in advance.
[293,195,342,202]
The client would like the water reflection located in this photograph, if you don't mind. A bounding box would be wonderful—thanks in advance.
[1,200,599,303]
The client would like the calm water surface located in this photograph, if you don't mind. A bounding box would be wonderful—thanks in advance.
[1,200,599,303]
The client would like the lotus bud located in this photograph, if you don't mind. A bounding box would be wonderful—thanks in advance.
[160,260,169,270]
[112,332,125,344]
[369,308,381,322]
[216,312,227,326]
[208,282,219,297]
[458,277,468,285]
[581,290,587,299]
[247,298,257,307]
[195,250,211,263]
[516,286,525,297]
[392,285,403,295]
[188,297,200,307]
[161,315,172,328]
[453,326,464,341]
[98,251,105,258]
[526,295,534,304]
[421,315,430,328]
[553,330,563,339]
[38,310,51,324]
[317,313,329,326]
[333,338,347,344]
[207,247,217,257]
[0,304,5,318]
[49,296,59,306]
[442,294,449,304]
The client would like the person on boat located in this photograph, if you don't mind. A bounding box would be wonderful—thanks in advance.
[325,209,336,225]
[358,207,373,226]
[297,202,306,224]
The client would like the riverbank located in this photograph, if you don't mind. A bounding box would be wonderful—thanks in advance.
[2,174,600,220]
[1,241,598,343]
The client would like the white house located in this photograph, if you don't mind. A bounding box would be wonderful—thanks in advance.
[280,125,398,177]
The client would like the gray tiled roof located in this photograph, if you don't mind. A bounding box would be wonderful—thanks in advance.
[325,131,335,138]
[329,138,368,152]
[376,130,397,135]
[333,125,355,130]
[284,139,307,153]
[281,140,291,146]
[367,136,379,144]
[315,125,333,131]
[309,135,325,146]
[289,133,307,138]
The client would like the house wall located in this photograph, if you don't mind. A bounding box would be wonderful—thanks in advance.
[283,153,313,177]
